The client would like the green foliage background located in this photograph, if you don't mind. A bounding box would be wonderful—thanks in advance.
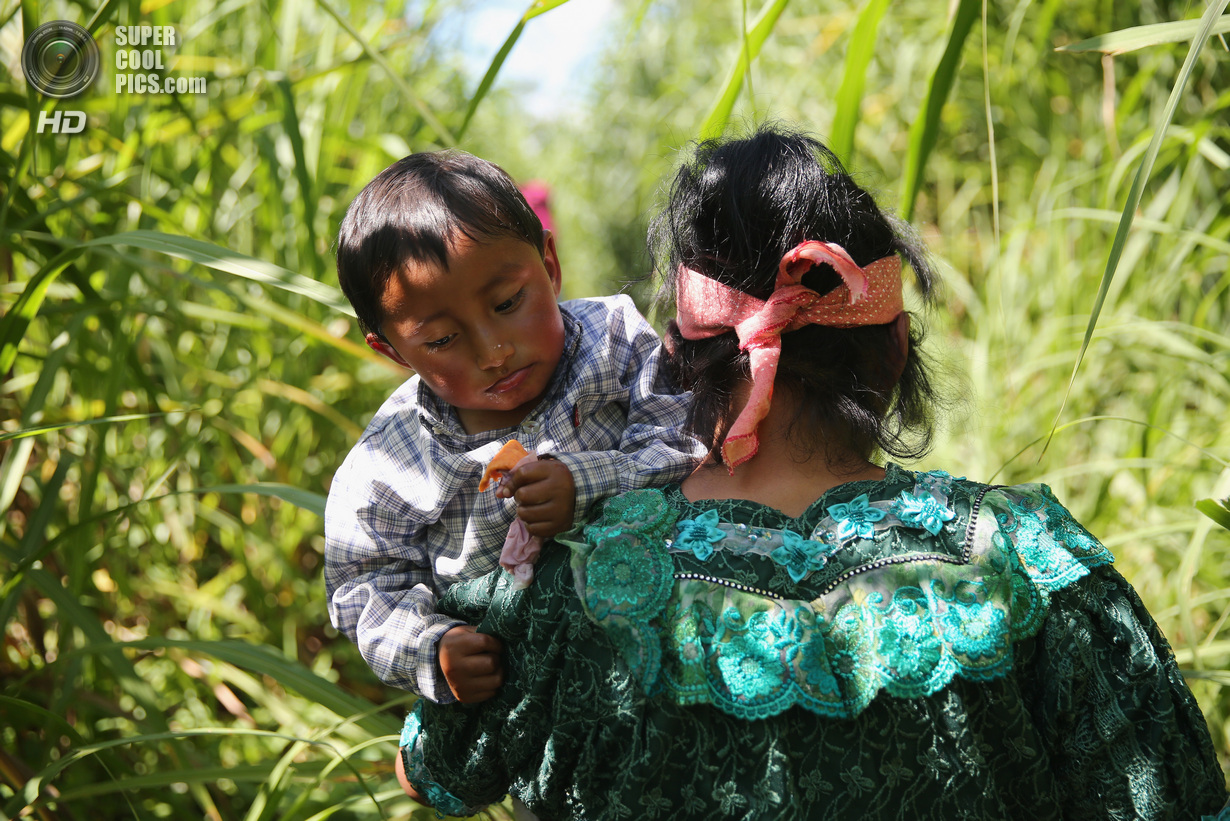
[2,0,1228,817]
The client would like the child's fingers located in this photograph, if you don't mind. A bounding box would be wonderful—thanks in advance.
[497,462,549,498]
[439,626,505,702]
[441,626,503,658]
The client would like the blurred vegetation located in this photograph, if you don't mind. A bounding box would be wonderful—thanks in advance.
[1,0,1228,817]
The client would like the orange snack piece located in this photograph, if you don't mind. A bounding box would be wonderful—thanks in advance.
[478,440,530,492]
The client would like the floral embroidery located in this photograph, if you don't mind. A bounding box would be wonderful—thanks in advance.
[639,787,672,817]
[876,590,943,683]
[798,632,839,691]
[585,488,676,543]
[578,480,1116,724]
[422,782,467,817]
[714,609,791,700]
[674,509,727,560]
[400,704,471,818]
[840,764,875,796]
[679,784,707,814]
[940,598,1008,661]
[1039,486,1101,556]
[769,528,828,582]
[715,781,748,814]
[586,532,654,608]
[879,757,914,787]
[826,493,886,541]
[890,490,956,535]
[800,769,834,800]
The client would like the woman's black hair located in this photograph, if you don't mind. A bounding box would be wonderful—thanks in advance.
[651,125,939,468]
[336,150,544,340]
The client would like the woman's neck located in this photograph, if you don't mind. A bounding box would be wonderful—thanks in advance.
[681,387,885,518]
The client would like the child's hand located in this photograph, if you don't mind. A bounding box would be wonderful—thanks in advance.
[438,625,504,703]
[496,458,576,538]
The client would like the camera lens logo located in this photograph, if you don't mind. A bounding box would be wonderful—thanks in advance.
[21,21,100,98]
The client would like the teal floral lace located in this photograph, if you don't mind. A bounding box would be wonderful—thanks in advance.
[405,466,1226,820]
[571,474,1114,721]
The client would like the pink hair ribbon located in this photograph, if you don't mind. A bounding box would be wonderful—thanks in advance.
[675,241,904,472]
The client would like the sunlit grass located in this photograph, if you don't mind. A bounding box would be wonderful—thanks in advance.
[2,0,1227,816]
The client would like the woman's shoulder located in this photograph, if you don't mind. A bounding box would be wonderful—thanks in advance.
[584,467,1112,581]
[567,471,1118,720]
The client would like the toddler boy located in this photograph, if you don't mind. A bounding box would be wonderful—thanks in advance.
[324,149,702,704]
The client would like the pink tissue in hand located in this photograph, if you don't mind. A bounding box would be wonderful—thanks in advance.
[499,518,541,589]
[497,453,543,589]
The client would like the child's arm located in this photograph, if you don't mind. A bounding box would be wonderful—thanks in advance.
[544,296,705,525]
[325,438,506,704]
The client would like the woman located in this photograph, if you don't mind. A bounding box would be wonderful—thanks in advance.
[398,127,1226,820]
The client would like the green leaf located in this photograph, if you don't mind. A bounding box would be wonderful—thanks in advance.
[1196,498,1230,532]
[456,0,574,143]
[899,0,980,220]
[0,412,169,443]
[80,230,353,317]
[1044,0,1230,453]
[1058,16,1230,55]
[0,249,79,375]
[203,482,327,517]
[277,78,323,277]
[313,0,455,147]
[698,0,792,141]
[7,728,383,819]
[830,0,891,161]
[101,638,400,738]
[1,482,324,605]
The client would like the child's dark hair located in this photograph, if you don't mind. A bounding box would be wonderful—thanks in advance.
[336,150,544,339]
[653,125,940,468]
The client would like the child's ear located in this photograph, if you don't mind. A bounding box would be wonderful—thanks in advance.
[366,333,412,369]
[542,230,563,296]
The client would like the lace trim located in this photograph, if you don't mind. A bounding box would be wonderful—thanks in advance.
[400,703,481,818]
[663,471,966,584]
[575,481,1114,722]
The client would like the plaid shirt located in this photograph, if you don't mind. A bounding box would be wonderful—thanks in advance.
[324,295,703,703]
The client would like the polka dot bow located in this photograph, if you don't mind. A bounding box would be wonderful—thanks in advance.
[675,241,904,472]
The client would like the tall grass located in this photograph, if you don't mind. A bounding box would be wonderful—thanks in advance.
[2,0,1228,817]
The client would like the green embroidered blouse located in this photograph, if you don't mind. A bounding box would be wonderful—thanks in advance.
[401,466,1226,820]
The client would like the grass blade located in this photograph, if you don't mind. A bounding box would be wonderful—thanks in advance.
[698,0,791,141]
[1058,16,1230,55]
[1196,498,1230,532]
[0,249,78,374]
[0,412,169,443]
[313,0,455,147]
[830,0,890,161]
[1043,0,1230,453]
[899,0,979,220]
[276,78,322,277]
[9,729,385,820]
[203,483,327,516]
[98,638,399,738]
[80,230,353,316]
[456,0,574,143]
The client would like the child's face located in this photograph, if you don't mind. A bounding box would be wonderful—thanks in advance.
[367,233,567,434]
